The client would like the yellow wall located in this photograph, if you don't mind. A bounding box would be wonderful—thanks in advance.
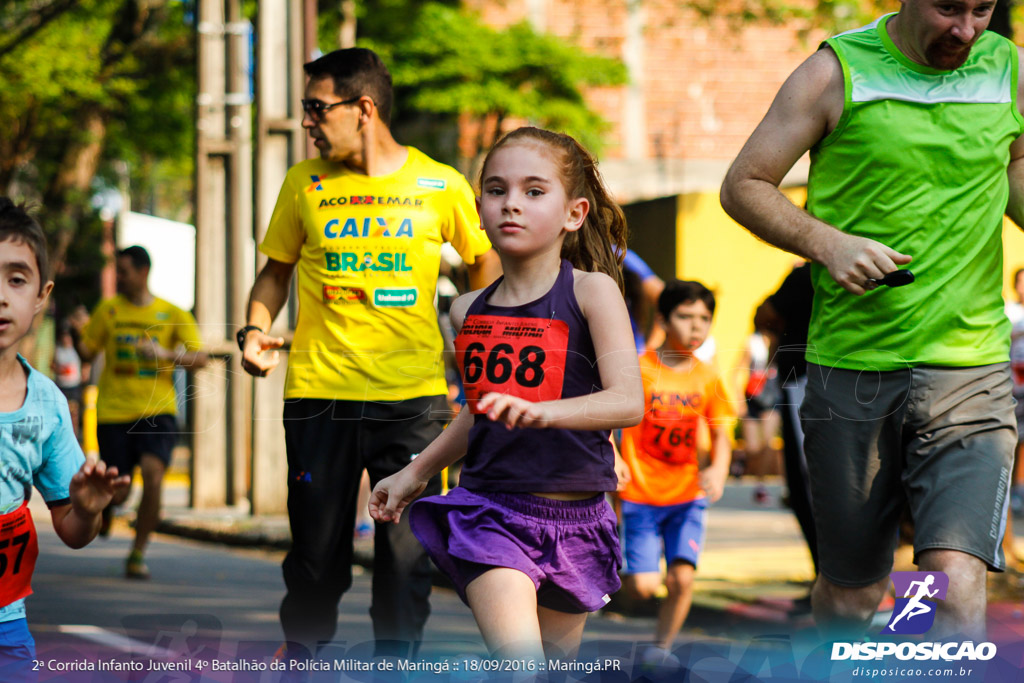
[676,188,808,384]
[676,189,1024,383]
[1004,218,1024,302]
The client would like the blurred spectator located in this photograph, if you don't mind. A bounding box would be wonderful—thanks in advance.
[74,245,208,580]
[622,249,665,353]
[1006,266,1024,520]
[622,249,718,367]
[755,262,817,579]
[1008,273,1024,564]
[51,324,85,440]
[734,327,782,505]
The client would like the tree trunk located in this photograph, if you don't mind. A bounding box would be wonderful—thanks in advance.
[47,111,108,203]
[0,107,41,191]
[44,110,109,276]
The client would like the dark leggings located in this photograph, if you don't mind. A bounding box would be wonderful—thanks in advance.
[279,396,445,655]
[781,385,818,574]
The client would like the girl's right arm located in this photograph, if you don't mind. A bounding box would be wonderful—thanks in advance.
[369,290,482,524]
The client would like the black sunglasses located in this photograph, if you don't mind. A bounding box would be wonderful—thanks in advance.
[300,96,362,120]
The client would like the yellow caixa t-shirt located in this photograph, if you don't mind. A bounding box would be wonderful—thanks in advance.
[81,296,203,423]
[260,147,492,401]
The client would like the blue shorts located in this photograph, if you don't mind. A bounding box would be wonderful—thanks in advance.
[621,498,708,573]
[0,619,35,682]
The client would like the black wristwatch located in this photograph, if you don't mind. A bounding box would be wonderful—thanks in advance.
[236,325,263,351]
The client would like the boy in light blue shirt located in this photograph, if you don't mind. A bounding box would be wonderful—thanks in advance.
[0,197,130,680]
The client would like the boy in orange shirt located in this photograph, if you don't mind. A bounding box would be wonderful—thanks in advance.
[618,279,734,660]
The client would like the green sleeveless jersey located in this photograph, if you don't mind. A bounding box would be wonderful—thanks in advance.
[806,14,1023,370]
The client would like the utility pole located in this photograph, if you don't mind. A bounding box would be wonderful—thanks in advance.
[194,0,253,509]
[248,0,311,514]
[193,0,315,514]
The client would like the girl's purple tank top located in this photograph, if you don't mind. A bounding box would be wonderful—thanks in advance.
[454,259,616,492]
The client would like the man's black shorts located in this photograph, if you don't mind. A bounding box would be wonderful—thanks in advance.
[97,414,178,473]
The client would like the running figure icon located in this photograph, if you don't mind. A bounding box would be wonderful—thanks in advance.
[887,575,939,632]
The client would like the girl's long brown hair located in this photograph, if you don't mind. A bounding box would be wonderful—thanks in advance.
[480,127,628,291]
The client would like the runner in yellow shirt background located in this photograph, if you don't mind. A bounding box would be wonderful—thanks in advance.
[75,245,208,579]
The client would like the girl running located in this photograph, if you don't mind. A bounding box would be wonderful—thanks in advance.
[369,127,643,661]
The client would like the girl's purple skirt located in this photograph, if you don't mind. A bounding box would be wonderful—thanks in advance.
[409,486,622,613]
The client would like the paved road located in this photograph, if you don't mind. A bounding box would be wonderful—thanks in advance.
[23,481,1024,682]
[26,503,664,681]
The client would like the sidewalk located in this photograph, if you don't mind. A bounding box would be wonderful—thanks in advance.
[145,475,1024,638]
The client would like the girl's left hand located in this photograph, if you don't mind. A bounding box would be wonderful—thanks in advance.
[477,393,549,429]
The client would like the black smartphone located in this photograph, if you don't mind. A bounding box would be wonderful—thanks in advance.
[871,270,915,287]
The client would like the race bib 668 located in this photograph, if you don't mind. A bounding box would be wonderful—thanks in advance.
[455,315,569,413]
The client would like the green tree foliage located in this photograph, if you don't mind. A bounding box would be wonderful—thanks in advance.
[318,0,628,170]
[0,0,194,315]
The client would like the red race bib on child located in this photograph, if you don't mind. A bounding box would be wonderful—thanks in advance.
[0,502,39,607]
[456,315,569,413]
[640,410,699,464]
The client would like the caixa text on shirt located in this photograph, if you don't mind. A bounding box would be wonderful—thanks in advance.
[324,217,414,239]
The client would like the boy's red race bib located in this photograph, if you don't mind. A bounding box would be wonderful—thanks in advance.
[0,502,38,607]
[455,315,569,413]
[640,411,699,464]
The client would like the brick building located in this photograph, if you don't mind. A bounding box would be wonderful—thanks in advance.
[466,0,827,201]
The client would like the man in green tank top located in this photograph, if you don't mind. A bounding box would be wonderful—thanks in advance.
[722,0,1024,641]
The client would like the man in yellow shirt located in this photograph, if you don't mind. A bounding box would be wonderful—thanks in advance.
[239,48,498,657]
[76,246,208,579]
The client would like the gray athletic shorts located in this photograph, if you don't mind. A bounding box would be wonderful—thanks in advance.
[1014,393,1024,442]
[801,362,1015,587]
